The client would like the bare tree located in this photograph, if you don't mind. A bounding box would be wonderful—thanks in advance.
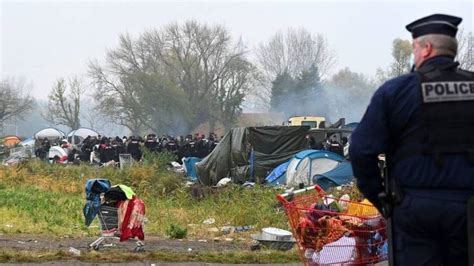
[89,20,256,135]
[44,77,83,130]
[376,38,412,84]
[390,38,412,76]
[213,56,261,132]
[158,20,251,132]
[457,28,473,71]
[88,61,150,135]
[254,27,336,109]
[257,27,335,80]
[0,78,34,130]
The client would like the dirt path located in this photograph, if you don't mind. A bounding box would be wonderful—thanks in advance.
[0,234,246,253]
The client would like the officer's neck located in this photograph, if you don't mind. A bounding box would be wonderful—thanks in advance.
[417,55,455,70]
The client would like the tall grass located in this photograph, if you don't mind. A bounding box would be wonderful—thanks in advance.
[0,156,288,238]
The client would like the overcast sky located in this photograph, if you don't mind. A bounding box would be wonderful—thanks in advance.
[1,0,472,99]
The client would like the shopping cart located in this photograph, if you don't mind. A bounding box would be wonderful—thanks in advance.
[89,205,145,252]
[277,185,387,266]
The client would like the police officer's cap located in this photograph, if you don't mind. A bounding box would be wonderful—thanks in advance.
[406,14,462,39]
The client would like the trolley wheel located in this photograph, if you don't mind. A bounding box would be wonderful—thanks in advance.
[134,246,145,252]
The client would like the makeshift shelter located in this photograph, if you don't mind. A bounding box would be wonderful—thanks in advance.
[195,126,310,186]
[285,150,345,188]
[313,161,354,190]
[20,137,35,147]
[3,135,21,147]
[67,127,100,147]
[34,128,65,143]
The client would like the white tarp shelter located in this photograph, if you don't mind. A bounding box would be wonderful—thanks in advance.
[34,128,65,143]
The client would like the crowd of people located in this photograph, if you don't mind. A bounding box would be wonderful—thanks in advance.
[35,133,221,166]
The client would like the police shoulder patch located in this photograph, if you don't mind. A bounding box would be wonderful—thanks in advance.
[421,81,474,103]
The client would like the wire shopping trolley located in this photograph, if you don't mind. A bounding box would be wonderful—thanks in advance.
[89,205,144,252]
[277,185,388,265]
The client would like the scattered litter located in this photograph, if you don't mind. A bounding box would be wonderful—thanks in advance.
[224,238,234,242]
[221,226,233,234]
[338,194,351,211]
[216,177,232,187]
[171,162,185,174]
[187,248,193,252]
[251,227,296,251]
[17,241,25,244]
[242,181,255,188]
[261,227,293,241]
[250,242,261,251]
[198,239,208,243]
[235,225,253,232]
[5,224,13,228]
[203,218,215,225]
[207,227,219,233]
[68,247,81,256]
[221,225,254,234]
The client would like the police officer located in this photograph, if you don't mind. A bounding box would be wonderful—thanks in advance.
[349,14,474,265]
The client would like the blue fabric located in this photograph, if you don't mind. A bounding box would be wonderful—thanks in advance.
[293,149,320,159]
[265,161,290,185]
[183,157,202,181]
[313,162,354,190]
[349,56,474,264]
[83,179,111,226]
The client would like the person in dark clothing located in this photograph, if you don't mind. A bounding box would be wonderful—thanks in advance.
[111,139,124,162]
[328,135,343,156]
[81,135,93,162]
[144,134,158,152]
[98,137,112,164]
[349,14,473,265]
[127,136,142,161]
[165,137,178,156]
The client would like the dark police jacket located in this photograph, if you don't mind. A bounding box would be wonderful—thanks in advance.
[349,56,474,204]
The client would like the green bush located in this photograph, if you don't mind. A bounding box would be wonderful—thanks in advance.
[165,223,187,239]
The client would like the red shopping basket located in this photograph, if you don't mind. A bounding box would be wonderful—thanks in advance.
[277,185,388,266]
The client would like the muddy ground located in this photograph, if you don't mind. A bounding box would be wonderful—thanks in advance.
[0,234,304,265]
[0,234,246,253]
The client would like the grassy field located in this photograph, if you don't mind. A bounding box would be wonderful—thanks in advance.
[0,153,290,241]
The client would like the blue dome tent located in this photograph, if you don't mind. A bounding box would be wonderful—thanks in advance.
[285,150,346,188]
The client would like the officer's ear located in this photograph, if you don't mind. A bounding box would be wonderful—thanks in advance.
[422,41,434,58]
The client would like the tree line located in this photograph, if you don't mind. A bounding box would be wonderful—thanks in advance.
[1,21,472,135]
